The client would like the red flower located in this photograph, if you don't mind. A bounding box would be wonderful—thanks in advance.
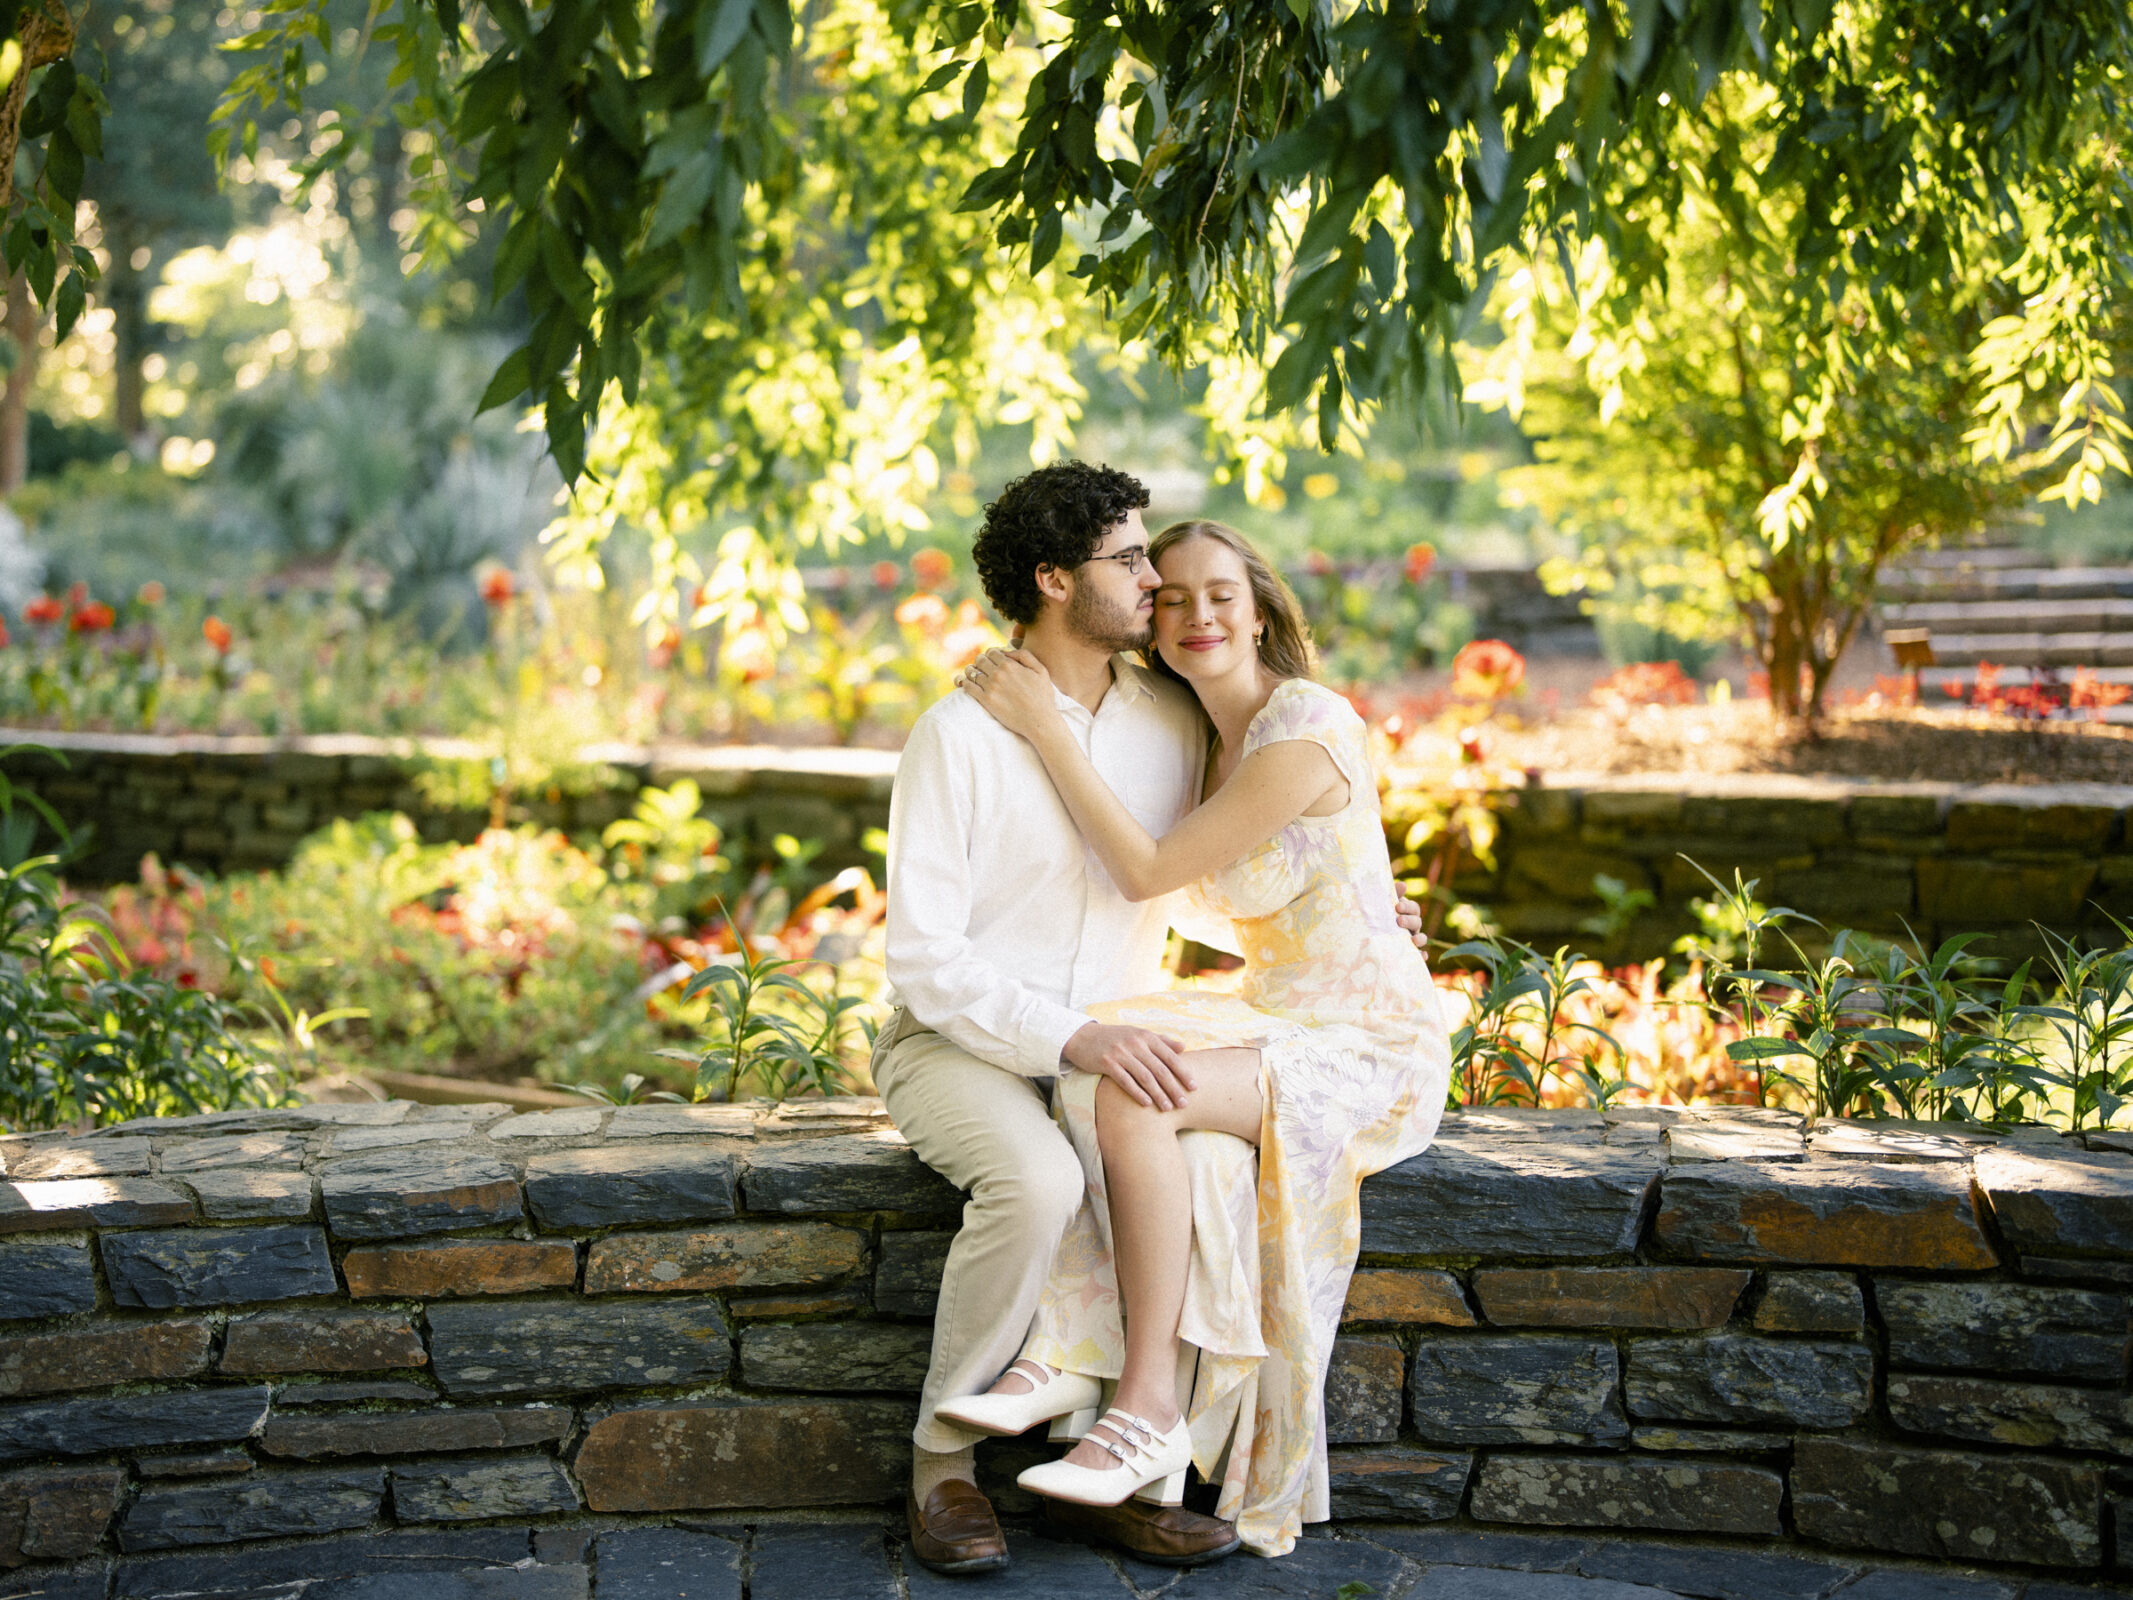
[1304,549,1334,577]
[136,581,165,607]
[203,616,233,654]
[1589,661,1697,714]
[0,617,11,648]
[22,595,62,625]
[911,547,953,590]
[478,567,515,607]
[1452,638,1526,699]
[871,560,901,590]
[69,602,115,634]
[1403,543,1437,585]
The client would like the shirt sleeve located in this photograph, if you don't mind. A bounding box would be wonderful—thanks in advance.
[883,713,1090,1078]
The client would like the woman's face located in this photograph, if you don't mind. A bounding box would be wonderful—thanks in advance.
[1153,537,1262,682]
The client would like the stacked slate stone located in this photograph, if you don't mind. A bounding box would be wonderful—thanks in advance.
[1327,1105,2133,1576]
[0,735,893,884]
[0,1099,2129,1582]
[0,1096,951,1569]
[1479,775,2133,957]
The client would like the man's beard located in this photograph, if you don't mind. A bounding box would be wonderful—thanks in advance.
[1066,582,1153,653]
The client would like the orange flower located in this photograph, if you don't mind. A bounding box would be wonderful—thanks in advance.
[942,599,998,668]
[478,567,515,607]
[722,624,777,683]
[1452,638,1526,698]
[870,560,901,589]
[1304,549,1334,577]
[895,593,951,634]
[2071,666,2131,713]
[687,584,711,619]
[1590,661,1696,715]
[911,547,954,590]
[136,581,165,607]
[1403,543,1437,585]
[69,602,115,634]
[22,595,61,625]
[203,615,233,654]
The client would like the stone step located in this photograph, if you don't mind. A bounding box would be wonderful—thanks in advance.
[1881,566,2133,602]
[1881,597,2133,632]
[1895,544,2036,570]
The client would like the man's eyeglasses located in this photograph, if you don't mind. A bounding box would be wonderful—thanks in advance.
[1080,545,1148,575]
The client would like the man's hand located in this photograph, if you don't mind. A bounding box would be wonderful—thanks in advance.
[1395,891,1430,952]
[1063,1021,1196,1112]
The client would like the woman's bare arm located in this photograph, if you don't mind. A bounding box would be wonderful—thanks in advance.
[961,649,1344,901]
[1028,728,1343,900]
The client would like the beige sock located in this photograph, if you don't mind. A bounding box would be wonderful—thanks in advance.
[912,1442,977,1502]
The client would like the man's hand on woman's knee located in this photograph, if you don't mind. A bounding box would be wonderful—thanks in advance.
[1064,1022,1195,1112]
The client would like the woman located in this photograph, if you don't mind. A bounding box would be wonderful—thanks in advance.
[935,519,1451,1557]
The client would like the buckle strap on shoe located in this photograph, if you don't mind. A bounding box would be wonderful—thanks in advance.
[1006,1358,1060,1388]
[1088,1409,1158,1463]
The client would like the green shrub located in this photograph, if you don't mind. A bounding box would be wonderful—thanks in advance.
[0,752,289,1130]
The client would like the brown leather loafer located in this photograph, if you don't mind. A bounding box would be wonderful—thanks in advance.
[1040,1494,1242,1566]
[906,1480,1010,1575]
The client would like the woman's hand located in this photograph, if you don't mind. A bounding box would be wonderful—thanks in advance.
[959,648,1060,741]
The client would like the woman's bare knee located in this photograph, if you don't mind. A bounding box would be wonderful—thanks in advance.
[1094,1073,1172,1145]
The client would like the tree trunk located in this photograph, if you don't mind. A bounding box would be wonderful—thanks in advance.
[107,222,148,445]
[0,268,40,492]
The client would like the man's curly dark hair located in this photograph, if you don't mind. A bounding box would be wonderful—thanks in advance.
[972,462,1150,624]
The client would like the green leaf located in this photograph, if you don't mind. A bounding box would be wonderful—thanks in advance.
[918,61,963,95]
[51,272,83,342]
[647,147,718,247]
[476,345,533,415]
[43,130,82,207]
[1030,208,1063,272]
[695,0,754,76]
[961,57,988,120]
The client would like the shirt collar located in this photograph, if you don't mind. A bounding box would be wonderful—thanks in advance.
[1048,655,1153,720]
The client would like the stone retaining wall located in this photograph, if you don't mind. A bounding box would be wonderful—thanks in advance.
[5,732,2129,958]
[1424,771,2133,959]
[0,732,893,884]
[0,1099,2130,1581]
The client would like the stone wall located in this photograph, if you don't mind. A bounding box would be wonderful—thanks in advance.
[1452,772,2133,959]
[0,731,894,884]
[6,731,2130,959]
[0,1099,2130,1581]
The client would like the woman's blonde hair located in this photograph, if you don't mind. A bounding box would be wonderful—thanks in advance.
[1145,519,1318,683]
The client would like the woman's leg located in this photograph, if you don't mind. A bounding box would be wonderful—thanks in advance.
[1060,1047,1261,1471]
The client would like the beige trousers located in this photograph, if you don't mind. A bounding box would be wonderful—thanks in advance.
[871,1010,1087,1453]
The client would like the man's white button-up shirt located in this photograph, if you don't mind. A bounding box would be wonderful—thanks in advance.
[884,658,1208,1079]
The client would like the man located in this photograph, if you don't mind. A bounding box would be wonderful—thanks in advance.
[879,462,1426,1573]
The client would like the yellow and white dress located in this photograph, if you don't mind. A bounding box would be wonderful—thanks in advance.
[1023,677,1451,1556]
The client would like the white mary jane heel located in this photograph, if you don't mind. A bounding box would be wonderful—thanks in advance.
[935,1359,1104,1439]
[1015,1407,1193,1508]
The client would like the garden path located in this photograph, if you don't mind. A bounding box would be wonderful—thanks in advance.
[61,1517,2133,1600]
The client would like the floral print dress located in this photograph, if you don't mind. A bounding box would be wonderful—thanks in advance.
[1023,677,1451,1556]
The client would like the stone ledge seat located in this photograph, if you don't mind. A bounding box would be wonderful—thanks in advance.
[0,1099,2126,1582]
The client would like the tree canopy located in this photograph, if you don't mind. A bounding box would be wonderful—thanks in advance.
[0,0,2123,627]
